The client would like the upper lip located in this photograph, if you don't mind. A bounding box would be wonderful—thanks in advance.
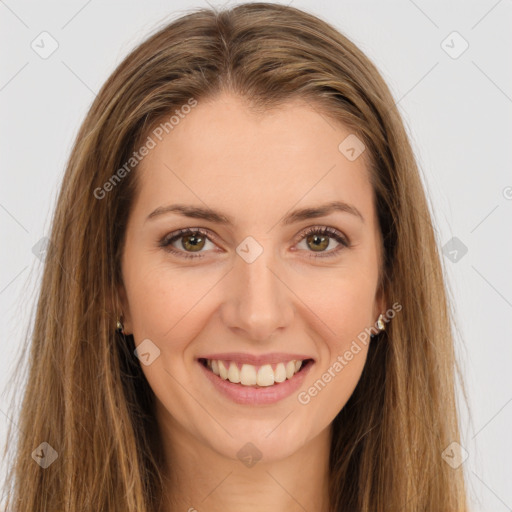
[198,352,315,366]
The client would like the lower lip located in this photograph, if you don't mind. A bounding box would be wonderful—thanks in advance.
[198,359,314,405]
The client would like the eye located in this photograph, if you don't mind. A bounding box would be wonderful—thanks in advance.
[159,226,350,259]
[293,226,350,258]
[159,228,216,259]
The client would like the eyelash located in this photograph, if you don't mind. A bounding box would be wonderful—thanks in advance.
[158,226,350,260]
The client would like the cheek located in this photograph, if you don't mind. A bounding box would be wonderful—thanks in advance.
[124,261,221,343]
[297,279,373,417]
[312,344,369,423]
[125,255,378,356]
[297,269,378,346]
[293,271,375,410]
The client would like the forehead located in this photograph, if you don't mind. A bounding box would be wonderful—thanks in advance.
[132,93,375,228]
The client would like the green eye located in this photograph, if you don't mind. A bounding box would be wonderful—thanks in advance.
[296,226,349,258]
[160,228,214,259]
[159,226,350,260]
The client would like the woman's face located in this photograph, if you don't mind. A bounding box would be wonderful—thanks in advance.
[118,92,384,463]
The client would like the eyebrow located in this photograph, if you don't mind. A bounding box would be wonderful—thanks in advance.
[146,200,365,225]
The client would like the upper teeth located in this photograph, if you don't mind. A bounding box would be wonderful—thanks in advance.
[206,359,304,387]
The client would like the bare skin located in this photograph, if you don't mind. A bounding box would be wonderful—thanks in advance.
[118,91,385,512]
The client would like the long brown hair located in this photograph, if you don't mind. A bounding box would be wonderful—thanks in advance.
[2,2,469,510]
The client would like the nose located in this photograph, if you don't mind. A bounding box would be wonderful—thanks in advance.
[220,243,294,343]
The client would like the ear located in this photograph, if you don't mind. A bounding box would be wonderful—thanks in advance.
[372,281,387,326]
[116,282,133,335]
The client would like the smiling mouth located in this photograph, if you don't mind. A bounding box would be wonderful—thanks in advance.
[198,357,314,387]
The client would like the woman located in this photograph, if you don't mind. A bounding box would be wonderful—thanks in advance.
[2,2,469,511]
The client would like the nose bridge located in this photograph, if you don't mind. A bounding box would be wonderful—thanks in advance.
[223,239,293,340]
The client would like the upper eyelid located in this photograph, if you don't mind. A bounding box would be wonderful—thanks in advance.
[162,225,349,248]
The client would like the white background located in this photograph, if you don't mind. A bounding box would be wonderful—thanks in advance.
[1,1,511,510]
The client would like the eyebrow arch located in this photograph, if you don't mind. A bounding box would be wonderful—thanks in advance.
[145,200,365,225]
